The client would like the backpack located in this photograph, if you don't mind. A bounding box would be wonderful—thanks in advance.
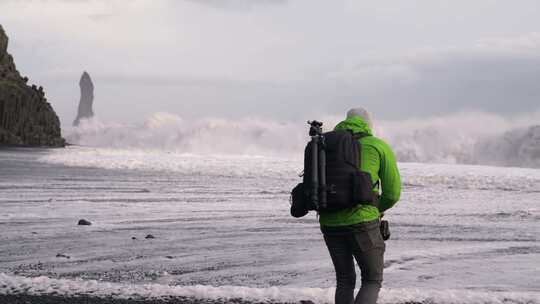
[291,130,376,215]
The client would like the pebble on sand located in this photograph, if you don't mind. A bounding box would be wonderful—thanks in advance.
[78,219,92,226]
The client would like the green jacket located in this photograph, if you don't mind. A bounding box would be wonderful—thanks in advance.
[319,116,401,227]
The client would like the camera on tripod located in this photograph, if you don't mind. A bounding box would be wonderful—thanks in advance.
[308,120,323,137]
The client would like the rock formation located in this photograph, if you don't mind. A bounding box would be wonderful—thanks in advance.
[0,25,65,147]
[73,71,94,126]
[77,219,92,226]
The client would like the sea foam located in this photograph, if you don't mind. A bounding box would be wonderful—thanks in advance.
[63,111,540,168]
[1,273,539,304]
[39,147,540,193]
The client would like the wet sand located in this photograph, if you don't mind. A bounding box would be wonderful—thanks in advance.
[0,294,301,304]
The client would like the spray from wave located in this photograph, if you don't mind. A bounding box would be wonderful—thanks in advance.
[377,111,540,168]
[65,113,307,156]
[64,111,540,168]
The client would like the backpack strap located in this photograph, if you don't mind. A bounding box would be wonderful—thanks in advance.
[352,132,370,170]
[352,132,371,140]
[353,132,381,202]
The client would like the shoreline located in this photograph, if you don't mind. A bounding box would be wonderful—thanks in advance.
[0,144,67,149]
[0,294,299,304]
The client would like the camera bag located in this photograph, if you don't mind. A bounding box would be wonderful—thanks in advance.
[292,130,376,213]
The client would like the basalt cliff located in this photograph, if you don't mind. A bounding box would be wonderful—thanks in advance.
[0,25,65,147]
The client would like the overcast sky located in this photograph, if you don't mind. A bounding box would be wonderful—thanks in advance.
[1,0,539,124]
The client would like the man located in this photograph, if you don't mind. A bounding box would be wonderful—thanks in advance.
[292,108,401,304]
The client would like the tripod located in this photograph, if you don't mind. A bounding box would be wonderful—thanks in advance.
[307,120,327,211]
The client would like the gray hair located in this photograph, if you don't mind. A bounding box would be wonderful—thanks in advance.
[346,107,374,129]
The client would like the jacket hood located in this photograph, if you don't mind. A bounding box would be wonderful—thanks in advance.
[334,116,373,135]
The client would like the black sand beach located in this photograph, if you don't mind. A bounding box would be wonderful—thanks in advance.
[0,294,302,304]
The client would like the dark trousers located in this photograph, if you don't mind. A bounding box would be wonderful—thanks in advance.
[322,220,385,304]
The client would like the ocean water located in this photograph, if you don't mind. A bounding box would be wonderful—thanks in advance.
[1,146,539,303]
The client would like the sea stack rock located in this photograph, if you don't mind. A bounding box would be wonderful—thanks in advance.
[0,25,65,147]
[73,71,94,126]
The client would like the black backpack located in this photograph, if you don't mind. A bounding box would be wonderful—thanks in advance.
[291,130,376,216]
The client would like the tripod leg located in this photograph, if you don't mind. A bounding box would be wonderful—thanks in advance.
[310,137,319,210]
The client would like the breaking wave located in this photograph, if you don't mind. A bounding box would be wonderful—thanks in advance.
[1,273,539,304]
[379,112,540,168]
[64,111,540,168]
[65,113,306,157]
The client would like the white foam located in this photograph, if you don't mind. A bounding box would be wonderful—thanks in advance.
[400,162,540,192]
[379,112,540,167]
[38,147,301,179]
[1,273,538,304]
[63,111,540,168]
[66,113,307,157]
[38,148,540,192]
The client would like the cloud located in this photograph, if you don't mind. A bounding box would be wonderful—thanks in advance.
[1,0,540,123]
[325,33,540,118]
[184,0,288,9]
[87,13,117,22]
